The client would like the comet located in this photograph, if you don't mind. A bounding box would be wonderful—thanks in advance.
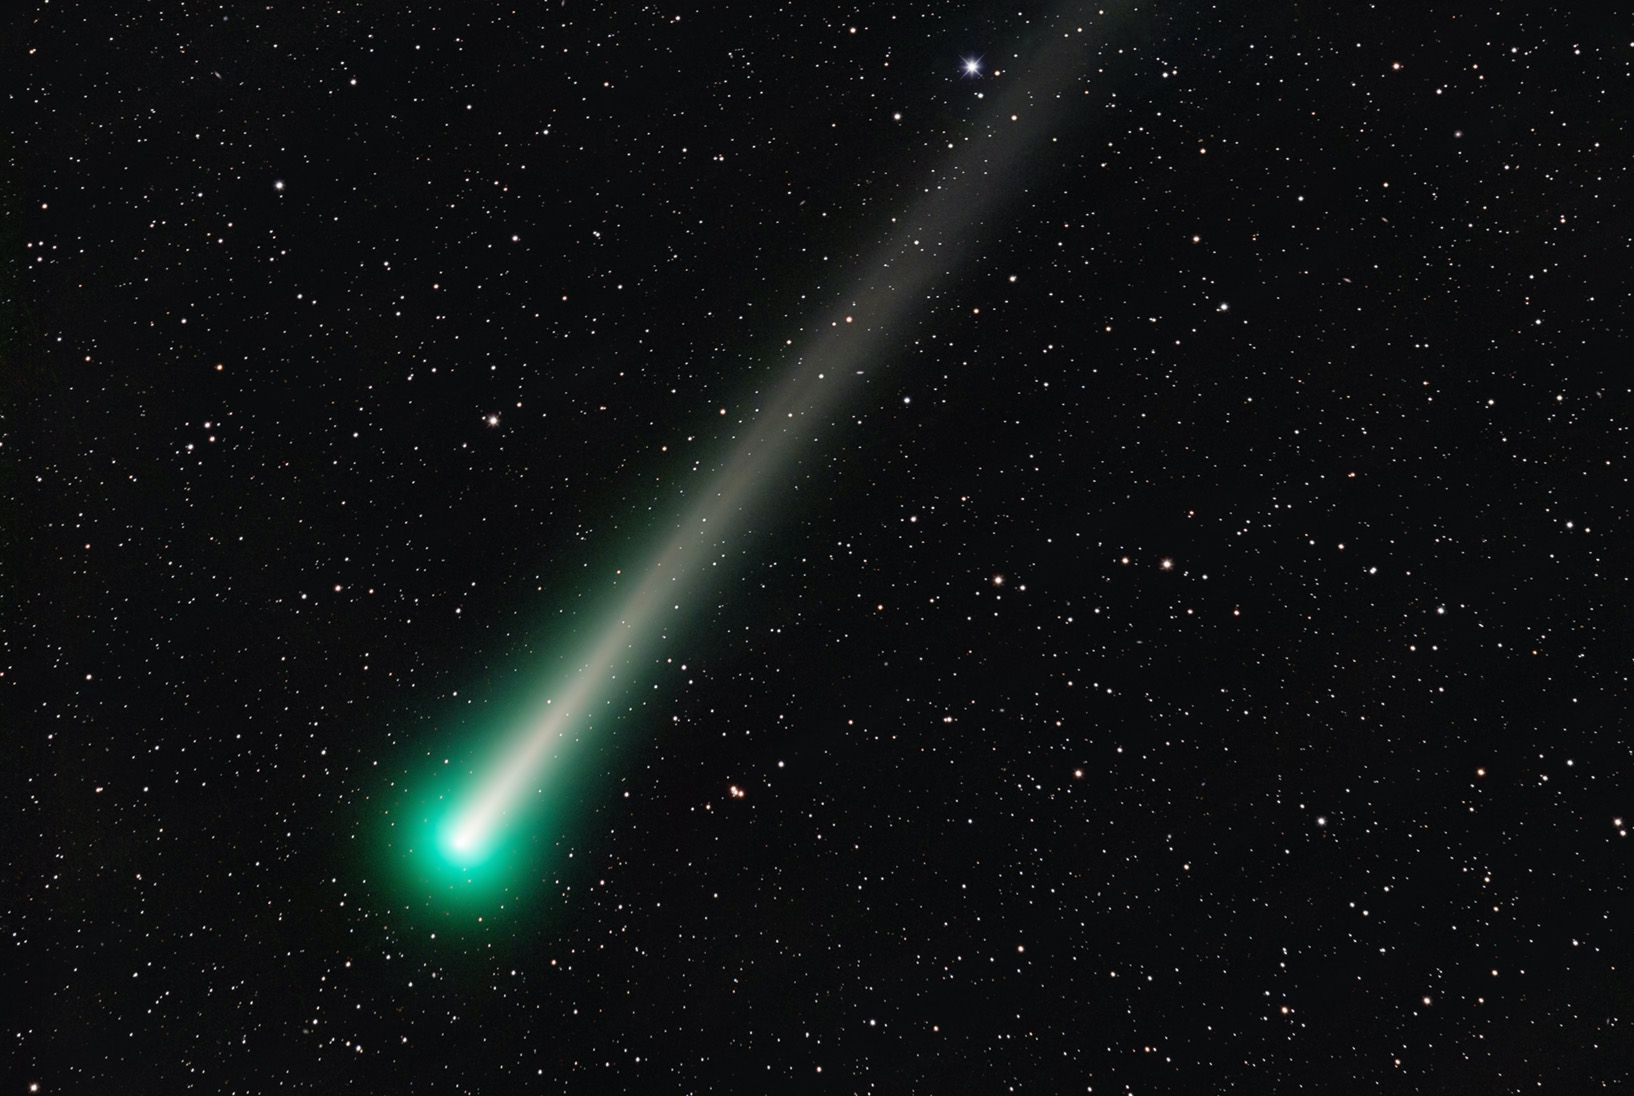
[417,14,1100,887]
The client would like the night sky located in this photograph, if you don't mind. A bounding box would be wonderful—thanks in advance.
[9,2,1633,1092]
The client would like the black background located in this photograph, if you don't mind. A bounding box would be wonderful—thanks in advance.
[9,1,1631,1091]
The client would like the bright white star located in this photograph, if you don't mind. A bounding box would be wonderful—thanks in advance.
[962,56,983,77]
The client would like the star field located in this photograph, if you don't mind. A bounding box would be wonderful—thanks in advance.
[8,1,1632,1092]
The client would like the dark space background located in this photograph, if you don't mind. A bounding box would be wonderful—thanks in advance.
[7,1,1631,1092]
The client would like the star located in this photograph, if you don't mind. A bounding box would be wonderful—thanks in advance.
[962,56,983,78]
